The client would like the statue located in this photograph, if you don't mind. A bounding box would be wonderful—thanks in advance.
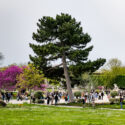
[113,84,119,91]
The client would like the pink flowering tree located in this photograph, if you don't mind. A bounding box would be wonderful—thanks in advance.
[0,65,22,91]
[0,72,4,90]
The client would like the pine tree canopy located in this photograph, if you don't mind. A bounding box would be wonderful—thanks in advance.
[29,13,106,82]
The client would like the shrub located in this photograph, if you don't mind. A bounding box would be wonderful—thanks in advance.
[110,91,118,98]
[109,98,120,104]
[12,92,18,99]
[122,100,125,104]
[34,91,43,99]
[37,99,44,104]
[0,100,6,107]
[13,92,17,97]
[77,99,83,103]
[74,91,81,98]
[95,89,100,93]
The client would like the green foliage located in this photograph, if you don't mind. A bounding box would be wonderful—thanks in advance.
[77,73,98,91]
[13,92,18,97]
[110,91,118,98]
[0,100,6,107]
[36,99,44,104]
[76,99,83,103]
[92,59,125,88]
[29,13,106,84]
[34,91,43,99]
[114,75,125,88]
[109,98,120,104]
[16,64,46,90]
[74,91,81,98]
[95,89,100,93]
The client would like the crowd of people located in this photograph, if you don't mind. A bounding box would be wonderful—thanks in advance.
[0,90,124,109]
[0,91,13,102]
[45,92,69,105]
[81,91,105,104]
[0,91,29,102]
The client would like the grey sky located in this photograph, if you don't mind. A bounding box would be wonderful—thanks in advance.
[0,0,125,67]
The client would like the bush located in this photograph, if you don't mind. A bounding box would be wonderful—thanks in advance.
[77,99,83,103]
[110,91,118,98]
[74,91,81,98]
[109,98,120,104]
[0,100,6,107]
[34,91,43,99]
[37,99,44,104]
[95,89,100,93]
[123,100,125,104]
[12,92,18,99]
[13,92,17,97]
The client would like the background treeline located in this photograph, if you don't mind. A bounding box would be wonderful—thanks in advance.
[91,58,125,89]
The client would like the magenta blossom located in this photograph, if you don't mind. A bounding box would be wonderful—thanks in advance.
[0,65,22,90]
[33,84,48,91]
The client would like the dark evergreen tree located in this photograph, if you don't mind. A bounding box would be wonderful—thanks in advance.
[0,52,3,65]
[29,13,106,102]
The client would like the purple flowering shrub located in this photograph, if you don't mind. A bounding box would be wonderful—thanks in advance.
[0,65,22,90]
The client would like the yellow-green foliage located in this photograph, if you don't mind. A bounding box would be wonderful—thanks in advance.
[92,66,125,88]
[16,64,46,89]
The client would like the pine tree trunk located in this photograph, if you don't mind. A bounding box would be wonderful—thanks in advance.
[62,53,74,102]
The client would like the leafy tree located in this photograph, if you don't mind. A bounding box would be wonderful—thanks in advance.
[93,59,125,88]
[79,72,98,92]
[16,64,47,103]
[16,64,46,91]
[106,58,122,69]
[29,13,106,102]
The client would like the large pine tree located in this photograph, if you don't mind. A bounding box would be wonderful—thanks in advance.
[29,13,106,102]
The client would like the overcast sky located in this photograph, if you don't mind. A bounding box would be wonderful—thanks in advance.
[0,0,125,67]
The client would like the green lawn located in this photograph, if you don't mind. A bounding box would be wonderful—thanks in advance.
[0,104,125,125]
[58,102,125,109]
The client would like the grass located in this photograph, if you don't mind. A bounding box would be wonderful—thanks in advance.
[0,104,125,125]
[58,102,125,109]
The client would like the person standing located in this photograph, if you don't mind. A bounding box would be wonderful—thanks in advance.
[5,92,11,102]
[65,94,68,104]
[1,91,5,101]
[55,94,58,105]
[17,92,22,101]
[47,95,51,105]
[91,93,95,108]
[120,93,123,109]
[82,95,85,108]
[101,91,104,100]
[98,92,101,100]
[32,95,36,103]
[51,93,54,105]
